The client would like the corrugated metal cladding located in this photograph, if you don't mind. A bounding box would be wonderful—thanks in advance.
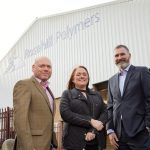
[0,0,150,107]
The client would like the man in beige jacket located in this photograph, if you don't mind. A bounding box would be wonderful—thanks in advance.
[13,56,57,150]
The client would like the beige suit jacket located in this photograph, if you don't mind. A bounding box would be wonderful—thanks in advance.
[13,76,56,150]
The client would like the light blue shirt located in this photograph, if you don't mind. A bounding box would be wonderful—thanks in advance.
[107,64,131,135]
[119,65,130,96]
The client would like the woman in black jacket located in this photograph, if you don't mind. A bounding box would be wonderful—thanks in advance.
[60,65,108,150]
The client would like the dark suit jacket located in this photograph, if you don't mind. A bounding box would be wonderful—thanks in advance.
[13,76,57,150]
[107,65,150,138]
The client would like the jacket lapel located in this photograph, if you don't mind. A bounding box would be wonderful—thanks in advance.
[71,88,87,103]
[31,77,52,111]
[115,73,122,98]
[122,65,135,97]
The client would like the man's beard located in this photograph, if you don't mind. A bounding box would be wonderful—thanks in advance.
[116,61,129,70]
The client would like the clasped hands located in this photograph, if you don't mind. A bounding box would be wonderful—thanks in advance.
[85,132,96,141]
[85,119,104,142]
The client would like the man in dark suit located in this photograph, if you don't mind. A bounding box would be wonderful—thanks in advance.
[13,56,57,150]
[107,45,150,150]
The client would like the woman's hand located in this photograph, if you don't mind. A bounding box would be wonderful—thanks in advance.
[90,119,104,131]
[85,132,96,141]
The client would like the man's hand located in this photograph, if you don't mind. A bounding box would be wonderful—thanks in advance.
[108,132,119,149]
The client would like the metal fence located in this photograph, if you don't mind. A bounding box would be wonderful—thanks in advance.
[0,107,63,149]
[0,107,15,149]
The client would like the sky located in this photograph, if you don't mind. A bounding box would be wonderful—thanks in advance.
[0,0,114,61]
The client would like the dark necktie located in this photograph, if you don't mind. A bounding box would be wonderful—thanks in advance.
[40,81,54,111]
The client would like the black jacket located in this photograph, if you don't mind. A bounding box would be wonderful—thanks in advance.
[60,88,108,149]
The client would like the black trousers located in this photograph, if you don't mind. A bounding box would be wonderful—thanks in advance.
[117,125,150,150]
[67,145,103,150]
[85,144,100,150]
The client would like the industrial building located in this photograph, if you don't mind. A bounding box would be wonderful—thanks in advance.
[0,0,150,107]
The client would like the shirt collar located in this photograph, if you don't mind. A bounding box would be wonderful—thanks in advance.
[35,77,50,85]
[119,64,131,73]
